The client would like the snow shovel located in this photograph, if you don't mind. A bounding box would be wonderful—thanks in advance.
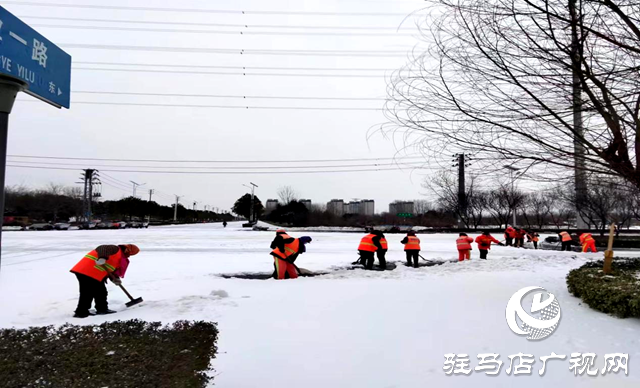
[102,267,144,307]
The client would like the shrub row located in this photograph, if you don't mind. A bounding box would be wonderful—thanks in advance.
[567,258,640,318]
[0,320,218,388]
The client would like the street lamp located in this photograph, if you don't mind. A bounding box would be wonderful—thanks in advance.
[242,182,258,223]
[503,165,522,226]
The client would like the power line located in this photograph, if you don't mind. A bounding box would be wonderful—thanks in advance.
[74,61,392,72]
[7,159,431,170]
[73,67,386,78]
[8,154,427,164]
[20,100,383,111]
[5,2,411,16]
[31,23,414,37]
[71,90,386,101]
[61,43,408,57]
[20,15,407,30]
[7,164,432,175]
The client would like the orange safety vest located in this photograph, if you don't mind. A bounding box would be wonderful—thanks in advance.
[380,238,388,250]
[505,227,516,238]
[476,235,498,250]
[529,234,539,242]
[404,236,421,251]
[70,249,122,281]
[580,233,594,244]
[560,232,572,242]
[272,234,300,260]
[358,234,379,252]
[456,236,473,250]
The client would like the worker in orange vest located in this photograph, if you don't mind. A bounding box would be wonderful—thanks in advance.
[515,228,527,248]
[270,229,301,280]
[475,232,502,260]
[358,230,387,270]
[527,232,540,249]
[456,233,474,261]
[70,244,140,318]
[579,233,597,253]
[504,226,516,246]
[401,231,421,268]
[558,231,573,251]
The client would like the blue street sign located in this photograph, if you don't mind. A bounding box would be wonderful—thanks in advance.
[0,6,71,108]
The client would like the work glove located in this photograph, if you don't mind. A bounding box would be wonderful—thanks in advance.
[96,258,107,265]
[111,276,122,286]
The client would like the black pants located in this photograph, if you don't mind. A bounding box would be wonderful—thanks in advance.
[359,250,375,269]
[376,250,387,270]
[533,241,538,249]
[406,250,419,267]
[505,237,513,246]
[515,238,524,247]
[75,273,108,314]
[479,249,488,260]
[561,241,572,251]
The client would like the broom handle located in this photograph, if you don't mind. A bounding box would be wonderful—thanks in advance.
[102,265,135,301]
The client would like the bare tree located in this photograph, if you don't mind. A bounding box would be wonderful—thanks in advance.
[277,186,298,205]
[413,199,433,215]
[423,171,485,228]
[486,185,526,228]
[523,192,553,229]
[384,0,640,187]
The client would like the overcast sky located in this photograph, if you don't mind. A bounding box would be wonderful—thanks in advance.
[2,0,462,213]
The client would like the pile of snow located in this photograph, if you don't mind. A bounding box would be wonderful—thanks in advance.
[1,222,638,387]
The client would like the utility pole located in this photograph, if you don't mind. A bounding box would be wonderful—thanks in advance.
[570,0,588,229]
[453,154,467,228]
[243,182,258,223]
[504,165,520,226]
[148,189,154,202]
[193,201,197,211]
[80,169,98,223]
[174,195,181,222]
[130,181,145,198]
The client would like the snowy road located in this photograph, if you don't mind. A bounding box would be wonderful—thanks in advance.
[1,223,639,387]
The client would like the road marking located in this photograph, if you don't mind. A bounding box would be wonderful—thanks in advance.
[9,30,26,45]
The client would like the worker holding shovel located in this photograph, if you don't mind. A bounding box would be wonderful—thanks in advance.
[70,244,140,318]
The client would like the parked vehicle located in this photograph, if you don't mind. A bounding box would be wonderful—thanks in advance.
[54,223,70,230]
[78,222,97,230]
[31,223,54,231]
[96,222,110,229]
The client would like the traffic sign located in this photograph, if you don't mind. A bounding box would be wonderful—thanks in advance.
[0,6,71,108]
[397,213,413,218]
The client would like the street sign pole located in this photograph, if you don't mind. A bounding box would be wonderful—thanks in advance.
[0,6,72,270]
[0,75,26,270]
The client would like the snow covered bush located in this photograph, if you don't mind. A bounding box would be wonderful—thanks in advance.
[0,319,218,388]
[567,259,640,318]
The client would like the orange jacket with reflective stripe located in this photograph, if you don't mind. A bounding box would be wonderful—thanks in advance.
[475,235,500,250]
[359,234,379,252]
[380,238,388,250]
[559,232,572,242]
[272,234,300,260]
[70,249,122,281]
[580,233,594,244]
[456,236,474,251]
[403,236,420,251]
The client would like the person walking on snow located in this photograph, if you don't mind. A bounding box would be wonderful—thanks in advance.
[504,226,516,246]
[475,232,502,260]
[579,232,597,253]
[270,229,306,280]
[358,230,387,270]
[401,231,421,268]
[558,231,573,251]
[456,233,474,261]
[70,244,140,318]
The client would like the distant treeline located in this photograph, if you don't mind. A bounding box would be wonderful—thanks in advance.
[4,184,234,224]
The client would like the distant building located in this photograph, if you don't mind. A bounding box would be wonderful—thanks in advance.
[327,199,345,216]
[342,200,375,216]
[265,199,279,214]
[300,199,312,209]
[362,200,375,216]
[389,201,415,215]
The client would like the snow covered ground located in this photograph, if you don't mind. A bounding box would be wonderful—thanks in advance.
[1,222,639,387]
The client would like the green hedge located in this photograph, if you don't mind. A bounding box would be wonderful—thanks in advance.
[567,259,640,318]
[0,320,218,388]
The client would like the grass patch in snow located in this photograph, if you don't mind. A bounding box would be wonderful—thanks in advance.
[567,258,640,318]
[0,320,218,388]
